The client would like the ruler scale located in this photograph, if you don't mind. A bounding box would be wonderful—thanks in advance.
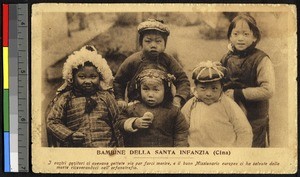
[17,4,29,172]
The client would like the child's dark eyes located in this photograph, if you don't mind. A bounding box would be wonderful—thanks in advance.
[142,87,161,92]
[144,39,162,43]
[232,31,251,37]
[77,75,98,79]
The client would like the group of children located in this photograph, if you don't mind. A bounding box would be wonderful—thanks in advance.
[46,14,275,148]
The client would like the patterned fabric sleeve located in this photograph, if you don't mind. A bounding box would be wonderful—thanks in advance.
[105,92,124,147]
[46,93,74,143]
[115,102,135,133]
[173,107,189,147]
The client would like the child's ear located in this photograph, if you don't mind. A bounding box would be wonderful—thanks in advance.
[228,43,234,52]
[139,44,143,49]
[191,86,198,97]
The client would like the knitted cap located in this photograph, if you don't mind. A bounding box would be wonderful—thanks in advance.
[136,68,175,87]
[137,18,170,36]
[192,61,227,83]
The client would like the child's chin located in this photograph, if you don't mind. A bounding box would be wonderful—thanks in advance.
[145,102,160,107]
[235,46,247,51]
[146,51,160,57]
[83,88,97,94]
[203,100,215,105]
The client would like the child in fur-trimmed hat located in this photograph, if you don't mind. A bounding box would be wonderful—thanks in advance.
[181,60,253,147]
[46,45,123,147]
[114,18,190,111]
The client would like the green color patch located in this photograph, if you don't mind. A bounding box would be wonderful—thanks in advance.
[3,89,9,131]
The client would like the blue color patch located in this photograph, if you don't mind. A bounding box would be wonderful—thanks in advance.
[4,132,10,172]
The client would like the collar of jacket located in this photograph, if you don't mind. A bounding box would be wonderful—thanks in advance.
[231,43,256,58]
[72,87,98,114]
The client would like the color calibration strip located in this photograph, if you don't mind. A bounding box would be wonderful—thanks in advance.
[3,3,11,173]
[9,4,19,172]
[3,4,29,172]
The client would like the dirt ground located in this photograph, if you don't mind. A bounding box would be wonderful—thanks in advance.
[42,15,289,147]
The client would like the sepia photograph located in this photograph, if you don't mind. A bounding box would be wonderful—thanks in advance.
[31,3,297,174]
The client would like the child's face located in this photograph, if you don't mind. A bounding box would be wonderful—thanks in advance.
[74,65,100,94]
[230,19,257,51]
[140,78,165,107]
[195,81,222,105]
[142,33,166,57]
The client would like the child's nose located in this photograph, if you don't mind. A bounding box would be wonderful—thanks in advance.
[205,90,212,97]
[147,91,154,97]
[237,34,244,40]
[84,78,92,83]
[150,42,157,48]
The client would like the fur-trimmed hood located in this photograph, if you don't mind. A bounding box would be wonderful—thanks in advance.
[57,45,113,93]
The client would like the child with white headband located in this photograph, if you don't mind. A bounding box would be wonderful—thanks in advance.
[181,60,252,147]
[117,68,188,147]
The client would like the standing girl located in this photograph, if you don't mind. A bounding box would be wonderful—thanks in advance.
[46,45,123,147]
[117,68,189,147]
[220,14,275,147]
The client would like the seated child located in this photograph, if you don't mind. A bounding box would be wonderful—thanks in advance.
[46,45,123,147]
[181,61,253,147]
[116,68,189,147]
[114,18,190,109]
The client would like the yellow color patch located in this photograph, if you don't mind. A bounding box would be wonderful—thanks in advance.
[3,47,9,89]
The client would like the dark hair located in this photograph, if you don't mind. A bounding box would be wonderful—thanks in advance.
[227,14,261,46]
[136,79,173,106]
[138,30,168,47]
[72,61,103,80]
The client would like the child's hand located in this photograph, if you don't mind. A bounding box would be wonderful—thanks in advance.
[117,100,128,111]
[72,132,85,144]
[225,89,234,99]
[173,96,182,108]
[143,112,154,122]
[133,117,153,129]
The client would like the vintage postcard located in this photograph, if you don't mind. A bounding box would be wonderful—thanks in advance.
[31,3,297,174]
